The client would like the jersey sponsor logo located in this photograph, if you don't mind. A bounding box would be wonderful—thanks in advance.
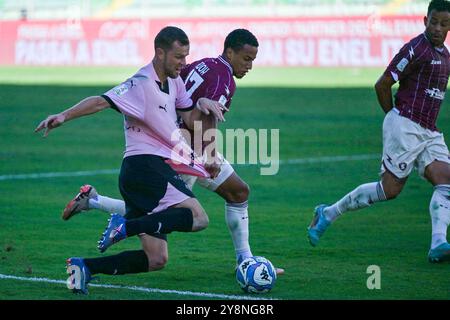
[430,60,442,65]
[396,58,409,72]
[425,88,445,100]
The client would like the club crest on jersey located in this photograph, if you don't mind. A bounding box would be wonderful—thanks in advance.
[396,58,409,72]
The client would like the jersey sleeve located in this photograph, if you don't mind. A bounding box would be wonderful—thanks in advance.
[384,41,419,82]
[201,72,230,107]
[102,77,147,121]
[175,77,194,111]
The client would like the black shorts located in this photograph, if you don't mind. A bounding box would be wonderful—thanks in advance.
[119,155,195,240]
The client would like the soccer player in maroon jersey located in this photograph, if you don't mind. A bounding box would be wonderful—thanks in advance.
[62,29,284,275]
[308,0,450,263]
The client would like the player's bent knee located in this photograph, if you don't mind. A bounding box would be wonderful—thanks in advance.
[225,182,250,203]
[192,210,209,231]
[148,254,168,271]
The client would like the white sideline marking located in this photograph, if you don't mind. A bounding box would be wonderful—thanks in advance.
[0,169,119,181]
[0,154,379,181]
[0,273,275,300]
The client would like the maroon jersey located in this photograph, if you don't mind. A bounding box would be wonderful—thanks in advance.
[180,55,236,112]
[384,33,450,131]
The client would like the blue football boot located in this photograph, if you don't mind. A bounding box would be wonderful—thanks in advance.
[307,204,331,247]
[66,257,92,295]
[98,213,127,253]
[428,242,450,263]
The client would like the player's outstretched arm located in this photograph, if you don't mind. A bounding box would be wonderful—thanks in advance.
[35,96,110,137]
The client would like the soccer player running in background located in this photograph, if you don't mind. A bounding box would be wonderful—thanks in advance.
[61,29,284,275]
[308,0,450,263]
[35,26,225,294]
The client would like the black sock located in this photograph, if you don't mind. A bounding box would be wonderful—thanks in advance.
[125,207,193,237]
[84,250,149,275]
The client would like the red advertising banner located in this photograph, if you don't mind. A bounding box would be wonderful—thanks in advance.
[0,16,434,67]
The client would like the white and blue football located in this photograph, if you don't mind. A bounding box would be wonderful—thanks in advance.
[236,256,277,293]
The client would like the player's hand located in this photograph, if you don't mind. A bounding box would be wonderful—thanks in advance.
[34,113,65,137]
[196,98,228,122]
[204,162,221,179]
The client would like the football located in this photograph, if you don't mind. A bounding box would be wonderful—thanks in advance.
[236,256,277,293]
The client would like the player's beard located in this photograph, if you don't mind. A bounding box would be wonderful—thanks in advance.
[163,57,179,79]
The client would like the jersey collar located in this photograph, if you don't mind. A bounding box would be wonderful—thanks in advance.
[218,55,233,74]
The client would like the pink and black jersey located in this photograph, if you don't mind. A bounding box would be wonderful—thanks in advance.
[180,55,236,111]
[384,33,450,131]
[102,62,209,178]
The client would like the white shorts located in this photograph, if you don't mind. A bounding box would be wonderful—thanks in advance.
[380,109,450,179]
[181,152,235,191]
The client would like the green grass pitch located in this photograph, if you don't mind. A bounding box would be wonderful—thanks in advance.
[0,66,449,300]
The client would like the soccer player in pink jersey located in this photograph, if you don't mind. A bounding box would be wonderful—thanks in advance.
[61,29,284,275]
[309,0,450,263]
[35,26,225,294]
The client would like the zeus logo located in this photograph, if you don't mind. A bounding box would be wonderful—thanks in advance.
[409,47,414,59]
[386,154,393,165]
[159,105,167,112]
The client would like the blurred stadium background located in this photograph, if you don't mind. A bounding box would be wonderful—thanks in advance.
[0,0,431,20]
[0,0,436,68]
[1,0,449,300]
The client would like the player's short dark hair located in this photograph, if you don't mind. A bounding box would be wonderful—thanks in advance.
[224,29,259,52]
[154,26,189,51]
[427,0,450,16]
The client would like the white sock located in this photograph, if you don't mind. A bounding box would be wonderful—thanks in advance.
[430,184,450,249]
[89,195,126,216]
[225,201,252,262]
[324,182,387,222]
